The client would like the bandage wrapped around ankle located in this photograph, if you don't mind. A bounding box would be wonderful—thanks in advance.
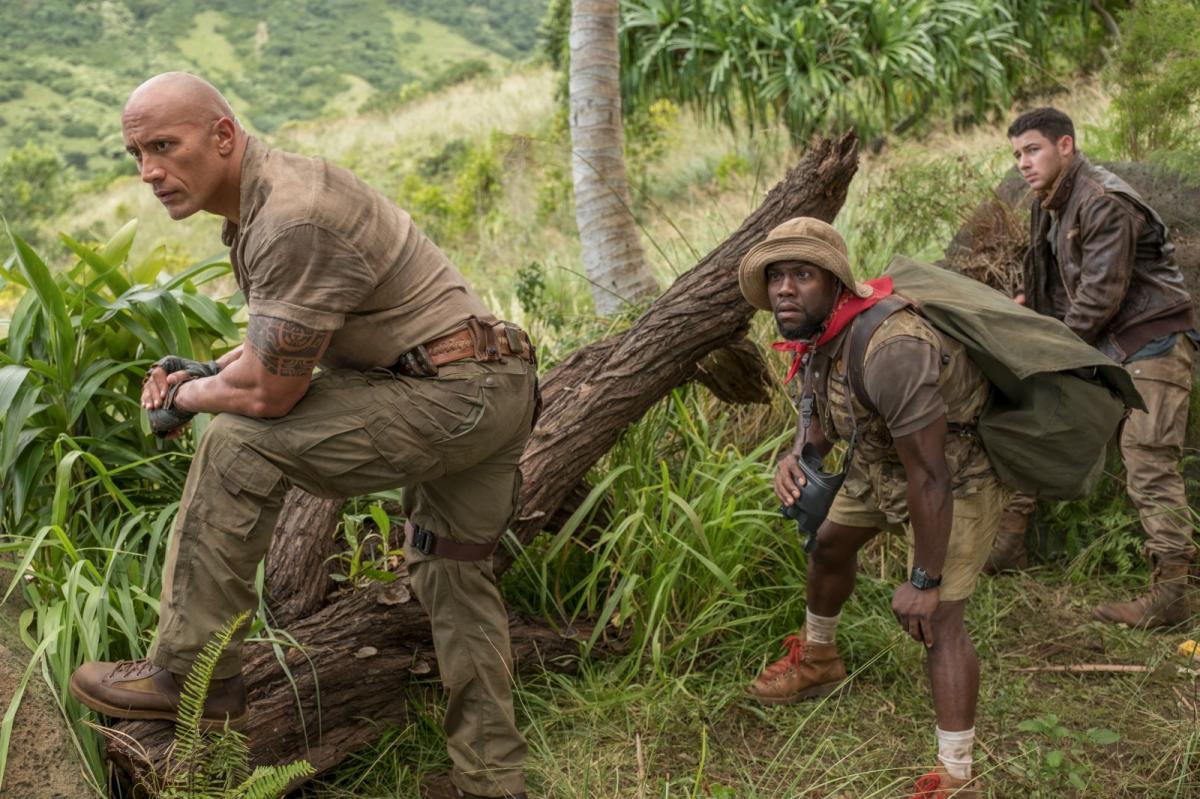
[147,356,220,437]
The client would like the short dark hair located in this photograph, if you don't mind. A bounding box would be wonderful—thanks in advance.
[1007,107,1076,149]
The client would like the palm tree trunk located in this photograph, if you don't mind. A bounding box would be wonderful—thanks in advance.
[568,0,658,315]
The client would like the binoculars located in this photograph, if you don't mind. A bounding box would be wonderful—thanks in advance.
[779,442,847,553]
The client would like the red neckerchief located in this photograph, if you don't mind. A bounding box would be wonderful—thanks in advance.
[771,276,895,383]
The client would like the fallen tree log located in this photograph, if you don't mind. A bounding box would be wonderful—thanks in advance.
[107,132,860,788]
[511,131,859,548]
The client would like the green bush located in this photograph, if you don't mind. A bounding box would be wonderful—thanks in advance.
[0,144,74,229]
[838,155,1002,279]
[397,136,505,240]
[1107,0,1200,170]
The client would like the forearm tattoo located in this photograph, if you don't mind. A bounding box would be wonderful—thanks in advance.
[247,315,325,377]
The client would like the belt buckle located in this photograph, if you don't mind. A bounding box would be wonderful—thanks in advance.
[411,525,436,556]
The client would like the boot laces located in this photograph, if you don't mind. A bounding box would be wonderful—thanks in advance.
[761,634,807,679]
[909,772,947,798]
[108,659,158,679]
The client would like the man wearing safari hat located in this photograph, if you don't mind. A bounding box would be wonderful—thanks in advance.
[740,217,1004,797]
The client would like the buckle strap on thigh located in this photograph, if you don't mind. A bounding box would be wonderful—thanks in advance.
[405,520,498,562]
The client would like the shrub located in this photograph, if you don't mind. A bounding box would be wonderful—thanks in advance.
[1107,0,1200,169]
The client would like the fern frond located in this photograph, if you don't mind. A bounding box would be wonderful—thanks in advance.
[205,726,252,791]
[231,760,316,799]
[175,611,251,762]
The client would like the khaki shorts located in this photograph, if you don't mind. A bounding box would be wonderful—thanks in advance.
[826,477,1005,601]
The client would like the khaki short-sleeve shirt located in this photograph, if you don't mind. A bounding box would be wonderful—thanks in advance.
[815,308,994,524]
[221,137,493,370]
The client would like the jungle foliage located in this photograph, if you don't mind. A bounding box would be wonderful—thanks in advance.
[1106,0,1200,173]
[541,0,1130,144]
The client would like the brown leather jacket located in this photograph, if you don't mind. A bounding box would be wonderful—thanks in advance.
[1023,154,1195,361]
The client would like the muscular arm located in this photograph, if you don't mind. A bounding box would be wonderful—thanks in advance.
[1063,196,1141,343]
[894,415,953,577]
[173,315,331,418]
[890,415,953,647]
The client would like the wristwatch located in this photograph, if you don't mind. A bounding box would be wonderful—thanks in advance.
[910,567,942,590]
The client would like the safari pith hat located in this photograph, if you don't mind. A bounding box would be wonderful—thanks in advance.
[738,217,871,310]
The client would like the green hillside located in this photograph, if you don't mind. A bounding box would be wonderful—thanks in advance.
[0,0,545,181]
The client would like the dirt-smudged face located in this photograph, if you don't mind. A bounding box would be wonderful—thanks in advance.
[1010,128,1074,194]
[766,260,840,340]
[121,102,234,221]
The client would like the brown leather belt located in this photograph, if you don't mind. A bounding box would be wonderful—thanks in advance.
[392,317,535,377]
[405,520,498,561]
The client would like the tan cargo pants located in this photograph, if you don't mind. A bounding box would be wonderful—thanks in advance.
[1121,335,1197,563]
[147,357,537,796]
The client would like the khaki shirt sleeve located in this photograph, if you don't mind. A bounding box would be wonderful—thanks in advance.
[862,336,946,438]
[245,223,374,331]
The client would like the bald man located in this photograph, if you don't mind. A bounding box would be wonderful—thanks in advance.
[69,73,537,799]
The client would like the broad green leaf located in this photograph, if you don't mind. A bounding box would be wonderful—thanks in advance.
[163,254,232,290]
[1,525,54,605]
[368,504,391,537]
[100,219,138,275]
[67,360,132,426]
[3,290,39,363]
[176,291,241,340]
[51,450,88,528]
[0,365,31,421]
[7,229,76,382]
[0,386,42,474]
[132,244,170,286]
[59,233,131,297]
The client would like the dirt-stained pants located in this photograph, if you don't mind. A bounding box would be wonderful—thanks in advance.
[147,358,537,796]
[1121,335,1197,563]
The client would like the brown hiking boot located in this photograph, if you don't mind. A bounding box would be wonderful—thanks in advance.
[908,765,982,798]
[1093,558,1193,628]
[747,633,847,705]
[983,509,1029,574]
[421,773,527,799]
[69,659,247,729]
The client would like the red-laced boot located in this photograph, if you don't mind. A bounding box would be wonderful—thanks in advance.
[747,631,846,706]
[909,765,982,798]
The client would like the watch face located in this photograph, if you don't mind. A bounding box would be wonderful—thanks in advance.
[911,568,941,589]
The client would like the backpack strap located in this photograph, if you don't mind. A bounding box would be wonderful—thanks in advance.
[845,295,914,417]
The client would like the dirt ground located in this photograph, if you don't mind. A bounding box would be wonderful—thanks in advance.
[0,597,96,798]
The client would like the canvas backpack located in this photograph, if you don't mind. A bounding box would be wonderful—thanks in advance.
[843,256,1145,499]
